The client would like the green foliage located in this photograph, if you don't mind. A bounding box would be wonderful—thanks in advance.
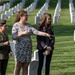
[0,0,9,5]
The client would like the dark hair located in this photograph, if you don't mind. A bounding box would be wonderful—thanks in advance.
[37,13,52,30]
[15,10,27,23]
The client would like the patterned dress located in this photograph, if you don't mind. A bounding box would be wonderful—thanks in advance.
[12,22,39,62]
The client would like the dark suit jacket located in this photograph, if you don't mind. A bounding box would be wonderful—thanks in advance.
[37,25,55,51]
[0,32,11,59]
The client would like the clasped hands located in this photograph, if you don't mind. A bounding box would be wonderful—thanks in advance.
[44,46,52,55]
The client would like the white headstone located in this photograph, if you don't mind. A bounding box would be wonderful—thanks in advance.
[28,60,39,75]
[1,14,5,19]
[4,11,8,19]
[3,4,6,11]
[10,41,15,56]
[0,0,2,2]
[22,0,26,7]
[35,16,40,25]
[34,50,39,60]
[74,30,75,41]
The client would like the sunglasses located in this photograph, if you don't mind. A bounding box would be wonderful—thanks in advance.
[23,14,28,17]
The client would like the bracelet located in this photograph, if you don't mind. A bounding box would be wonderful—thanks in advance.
[46,33,48,37]
[44,45,47,49]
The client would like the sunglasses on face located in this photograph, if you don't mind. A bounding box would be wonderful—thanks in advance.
[23,14,28,17]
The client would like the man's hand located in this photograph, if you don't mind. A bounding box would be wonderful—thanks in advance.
[4,41,9,45]
[9,51,12,56]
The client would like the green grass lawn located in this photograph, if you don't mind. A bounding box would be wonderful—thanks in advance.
[1,0,75,75]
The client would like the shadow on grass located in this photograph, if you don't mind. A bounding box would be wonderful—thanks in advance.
[64,72,75,75]
[53,24,75,36]
[6,22,75,39]
[29,23,75,37]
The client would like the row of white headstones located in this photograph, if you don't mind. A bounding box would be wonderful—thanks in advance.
[35,0,50,25]
[0,0,75,24]
[0,0,26,7]
[0,3,10,12]
[35,0,75,24]
[0,0,50,25]
[53,0,75,24]
[35,0,61,24]
[10,0,38,7]
[24,0,38,15]
[0,0,38,20]
[53,0,61,24]
[69,0,75,23]
[0,2,23,20]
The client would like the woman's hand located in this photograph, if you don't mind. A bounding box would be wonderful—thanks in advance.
[45,33,55,39]
[45,33,50,37]
[18,31,30,37]
[44,50,50,55]
[44,46,52,55]
[50,35,55,39]
[47,46,52,51]
[23,31,30,35]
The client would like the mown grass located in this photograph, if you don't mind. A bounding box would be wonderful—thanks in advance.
[1,0,75,75]
[48,0,75,75]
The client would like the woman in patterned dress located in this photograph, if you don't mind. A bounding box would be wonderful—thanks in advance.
[12,10,51,75]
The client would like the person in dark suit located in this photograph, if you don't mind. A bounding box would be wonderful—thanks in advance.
[37,13,55,75]
[0,19,11,75]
